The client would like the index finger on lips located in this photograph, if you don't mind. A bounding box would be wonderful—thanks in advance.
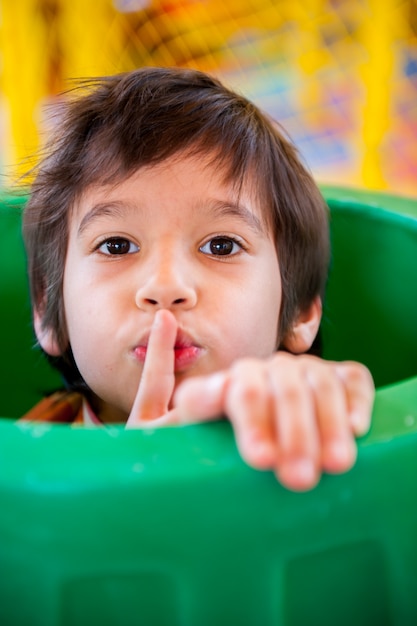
[126,309,178,426]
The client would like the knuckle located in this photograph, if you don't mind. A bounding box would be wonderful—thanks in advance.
[310,371,338,396]
[342,361,374,388]
[229,376,263,405]
[277,380,304,405]
[235,382,263,405]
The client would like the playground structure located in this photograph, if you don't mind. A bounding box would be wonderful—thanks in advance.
[0,0,416,195]
[1,2,417,623]
[0,187,416,624]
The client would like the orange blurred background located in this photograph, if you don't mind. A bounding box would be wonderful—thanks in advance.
[0,0,416,196]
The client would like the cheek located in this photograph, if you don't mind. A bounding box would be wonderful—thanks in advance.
[222,274,282,361]
[62,266,107,360]
[256,281,282,353]
[253,252,282,348]
[65,298,117,369]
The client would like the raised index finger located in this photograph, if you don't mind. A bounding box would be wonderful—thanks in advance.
[127,309,178,425]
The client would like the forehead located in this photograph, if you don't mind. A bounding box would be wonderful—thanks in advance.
[73,150,271,231]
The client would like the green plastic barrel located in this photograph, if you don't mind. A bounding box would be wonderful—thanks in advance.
[0,188,416,626]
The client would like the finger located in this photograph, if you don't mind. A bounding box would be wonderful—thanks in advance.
[306,360,357,474]
[133,407,181,428]
[173,371,229,422]
[126,309,177,426]
[269,355,320,491]
[335,362,374,436]
[224,360,277,469]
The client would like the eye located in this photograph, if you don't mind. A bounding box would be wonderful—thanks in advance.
[98,237,139,256]
[200,236,242,257]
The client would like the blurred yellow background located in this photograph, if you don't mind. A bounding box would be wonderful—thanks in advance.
[0,0,416,195]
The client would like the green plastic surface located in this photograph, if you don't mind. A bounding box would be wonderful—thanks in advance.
[1,188,417,625]
[321,185,417,387]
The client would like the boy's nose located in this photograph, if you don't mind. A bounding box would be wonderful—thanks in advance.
[135,262,197,312]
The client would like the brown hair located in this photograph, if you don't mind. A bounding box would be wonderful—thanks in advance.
[23,66,329,389]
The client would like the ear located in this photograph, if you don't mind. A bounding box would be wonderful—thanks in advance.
[33,308,62,357]
[281,296,322,354]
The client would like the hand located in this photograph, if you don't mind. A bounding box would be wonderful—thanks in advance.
[126,310,375,492]
[126,309,180,427]
[174,354,374,491]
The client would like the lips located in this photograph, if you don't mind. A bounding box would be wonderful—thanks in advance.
[172,345,202,370]
[133,329,203,372]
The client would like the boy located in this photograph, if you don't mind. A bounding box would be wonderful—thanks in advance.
[22,66,374,491]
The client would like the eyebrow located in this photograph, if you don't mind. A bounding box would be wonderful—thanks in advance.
[77,201,137,236]
[77,198,265,236]
[207,200,265,235]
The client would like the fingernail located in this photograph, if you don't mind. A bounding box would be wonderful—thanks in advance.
[245,438,276,467]
[350,411,368,436]
[284,459,317,485]
[327,440,356,467]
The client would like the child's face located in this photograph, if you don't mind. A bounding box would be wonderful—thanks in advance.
[61,152,282,421]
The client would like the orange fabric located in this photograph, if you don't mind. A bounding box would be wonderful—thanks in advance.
[20,390,84,424]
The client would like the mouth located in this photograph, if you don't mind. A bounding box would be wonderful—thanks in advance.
[133,330,203,372]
